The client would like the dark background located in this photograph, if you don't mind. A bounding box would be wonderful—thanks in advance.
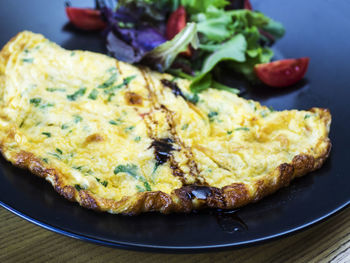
[0,0,349,251]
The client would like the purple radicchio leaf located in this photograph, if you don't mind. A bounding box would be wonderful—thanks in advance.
[102,6,166,63]
[106,31,143,63]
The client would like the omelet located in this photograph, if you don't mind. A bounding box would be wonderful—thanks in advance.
[0,31,331,214]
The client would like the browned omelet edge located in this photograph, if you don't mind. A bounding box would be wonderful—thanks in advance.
[0,33,332,215]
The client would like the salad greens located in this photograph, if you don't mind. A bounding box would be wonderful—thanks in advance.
[91,0,284,93]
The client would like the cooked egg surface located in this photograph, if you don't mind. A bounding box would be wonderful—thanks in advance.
[0,32,331,211]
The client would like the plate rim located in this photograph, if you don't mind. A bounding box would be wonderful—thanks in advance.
[1,199,349,252]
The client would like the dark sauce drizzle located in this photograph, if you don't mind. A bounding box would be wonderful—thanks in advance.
[185,185,212,200]
[215,210,248,233]
[161,79,186,100]
[151,138,175,167]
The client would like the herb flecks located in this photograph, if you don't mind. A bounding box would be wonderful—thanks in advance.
[74,184,83,191]
[114,164,151,191]
[208,111,218,122]
[136,185,145,192]
[22,58,34,63]
[61,124,69,129]
[181,124,189,130]
[95,177,108,187]
[42,132,51,137]
[114,164,138,177]
[46,87,66,92]
[109,120,119,125]
[88,89,98,100]
[102,75,136,101]
[48,152,61,160]
[98,73,117,89]
[67,87,86,101]
[39,103,55,109]
[260,110,269,118]
[123,75,136,85]
[234,127,250,131]
[56,148,63,154]
[29,98,42,107]
[73,115,83,123]
[124,126,134,133]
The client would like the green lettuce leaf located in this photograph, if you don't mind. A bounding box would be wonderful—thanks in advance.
[201,33,247,74]
[143,22,198,71]
[262,18,285,40]
[180,0,229,14]
[195,6,233,42]
[190,34,246,93]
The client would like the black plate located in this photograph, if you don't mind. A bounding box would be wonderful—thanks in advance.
[1,0,350,252]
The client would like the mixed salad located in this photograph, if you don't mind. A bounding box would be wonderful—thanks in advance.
[65,0,309,93]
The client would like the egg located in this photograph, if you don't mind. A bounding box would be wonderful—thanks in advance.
[0,32,331,214]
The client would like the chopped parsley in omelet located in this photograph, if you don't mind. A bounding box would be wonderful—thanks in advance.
[0,32,331,214]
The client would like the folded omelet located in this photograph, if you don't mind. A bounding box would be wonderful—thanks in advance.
[0,32,331,214]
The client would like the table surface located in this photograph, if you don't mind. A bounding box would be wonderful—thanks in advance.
[1,206,349,263]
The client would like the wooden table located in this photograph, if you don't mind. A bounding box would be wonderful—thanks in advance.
[1,206,349,263]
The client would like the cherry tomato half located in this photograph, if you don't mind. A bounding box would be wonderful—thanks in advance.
[65,7,106,31]
[166,6,186,40]
[254,57,310,88]
[244,0,253,10]
[166,6,191,56]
